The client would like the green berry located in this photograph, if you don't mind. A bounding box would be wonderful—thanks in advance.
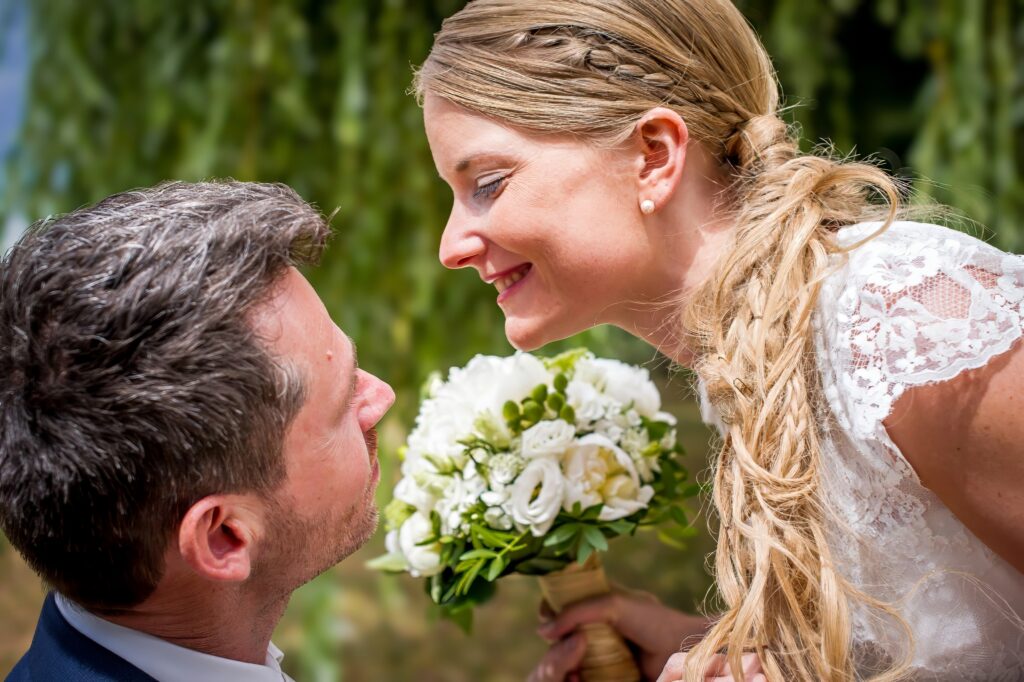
[546,392,565,412]
[502,400,521,422]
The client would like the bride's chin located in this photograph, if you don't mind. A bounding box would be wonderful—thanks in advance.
[505,316,582,353]
[504,318,549,352]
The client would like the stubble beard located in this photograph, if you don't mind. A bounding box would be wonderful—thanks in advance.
[251,478,380,599]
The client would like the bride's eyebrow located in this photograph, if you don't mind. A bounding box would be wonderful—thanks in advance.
[454,152,514,174]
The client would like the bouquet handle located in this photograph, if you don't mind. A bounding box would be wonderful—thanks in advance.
[538,555,642,682]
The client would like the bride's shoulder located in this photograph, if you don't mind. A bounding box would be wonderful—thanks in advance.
[814,219,1024,440]
[820,218,1024,315]
[831,219,1019,277]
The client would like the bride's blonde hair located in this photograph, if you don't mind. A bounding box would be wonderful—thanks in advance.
[415,1,913,679]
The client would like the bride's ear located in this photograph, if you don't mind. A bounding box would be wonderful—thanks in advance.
[632,107,689,210]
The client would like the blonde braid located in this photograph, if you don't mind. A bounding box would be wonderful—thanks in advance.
[682,115,911,680]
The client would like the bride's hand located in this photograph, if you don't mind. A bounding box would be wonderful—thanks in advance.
[656,652,765,682]
[529,587,710,681]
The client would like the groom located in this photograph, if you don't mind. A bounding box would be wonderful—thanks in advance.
[0,181,394,680]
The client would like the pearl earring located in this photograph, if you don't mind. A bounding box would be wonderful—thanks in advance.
[640,199,655,215]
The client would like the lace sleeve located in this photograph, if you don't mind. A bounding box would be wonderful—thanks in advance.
[816,221,1024,451]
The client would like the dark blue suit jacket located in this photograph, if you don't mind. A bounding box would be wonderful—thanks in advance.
[7,594,157,681]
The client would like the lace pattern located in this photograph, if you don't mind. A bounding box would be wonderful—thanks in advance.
[697,221,1024,679]
[816,221,1024,679]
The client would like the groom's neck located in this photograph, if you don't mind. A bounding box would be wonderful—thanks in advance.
[97,562,291,665]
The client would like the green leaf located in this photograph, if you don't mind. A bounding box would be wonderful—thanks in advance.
[644,419,670,441]
[544,349,591,374]
[486,555,507,581]
[605,519,636,535]
[429,574,444,604]
[459,548,499,561]
[582,526,608,552]
[364,552,408,573]
[543,523,581,546]
[440,604,474,634]
[577,539,595,565]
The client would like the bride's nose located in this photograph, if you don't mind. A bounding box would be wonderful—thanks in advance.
[439,210,486,269]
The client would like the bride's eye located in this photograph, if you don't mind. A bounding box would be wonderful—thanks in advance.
[473,175,506,199]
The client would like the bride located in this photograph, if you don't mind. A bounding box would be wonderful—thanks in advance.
[413,0,1024,680]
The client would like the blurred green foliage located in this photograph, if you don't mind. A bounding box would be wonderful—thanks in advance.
[0,0,1021,679]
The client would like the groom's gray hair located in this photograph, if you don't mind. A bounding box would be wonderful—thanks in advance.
[0,180,330,610]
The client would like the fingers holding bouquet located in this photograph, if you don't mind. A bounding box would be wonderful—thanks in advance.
[536,589,710,680]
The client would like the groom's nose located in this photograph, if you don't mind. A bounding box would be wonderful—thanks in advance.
[439,209,486,270]
[356,370,395,432]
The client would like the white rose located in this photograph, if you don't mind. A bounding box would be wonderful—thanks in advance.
[577,358,661,417]
[397,511,443,577]
[599,476,655,521]
[520,419,575,459]
[509,458,566,536]
[561,434,652,519]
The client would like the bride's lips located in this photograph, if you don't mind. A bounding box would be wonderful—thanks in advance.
[488,263,532,304]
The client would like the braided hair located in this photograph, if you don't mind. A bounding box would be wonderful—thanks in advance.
[416,1,913,679]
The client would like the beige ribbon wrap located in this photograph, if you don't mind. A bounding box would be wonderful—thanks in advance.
[538,555,641,682]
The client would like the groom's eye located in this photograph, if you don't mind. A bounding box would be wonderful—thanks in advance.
[473,175,506,199]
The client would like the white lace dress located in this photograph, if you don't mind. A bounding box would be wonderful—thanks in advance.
[699,221,1024,680]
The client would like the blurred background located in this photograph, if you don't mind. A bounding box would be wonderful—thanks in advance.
[0,0,1020,679]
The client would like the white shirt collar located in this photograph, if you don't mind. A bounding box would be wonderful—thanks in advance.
[55,593,294,682]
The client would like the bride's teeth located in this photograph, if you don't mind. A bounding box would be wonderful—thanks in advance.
[494,268,527,294]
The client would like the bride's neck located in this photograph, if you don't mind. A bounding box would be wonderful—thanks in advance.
[620,156,736,367]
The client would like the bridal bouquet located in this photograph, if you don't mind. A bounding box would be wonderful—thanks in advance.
[371,349,696,678]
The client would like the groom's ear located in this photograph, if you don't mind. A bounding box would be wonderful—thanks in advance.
[632,106,689,204]
[177,494,266,583]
